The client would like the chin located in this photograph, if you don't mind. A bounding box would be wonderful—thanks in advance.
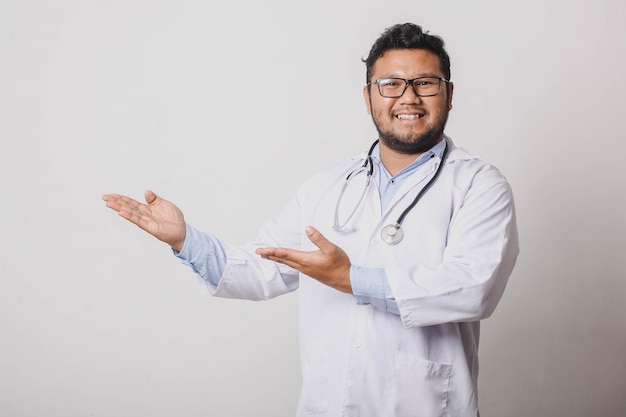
[379,130,443,154]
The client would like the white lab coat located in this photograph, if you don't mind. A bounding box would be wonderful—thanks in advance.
[209,138,519,417]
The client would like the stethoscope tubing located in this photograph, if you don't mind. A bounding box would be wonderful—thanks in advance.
[334,138,449,244]
[393,140,449,227]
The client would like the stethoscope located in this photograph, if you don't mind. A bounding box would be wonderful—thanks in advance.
[333,139,449,245]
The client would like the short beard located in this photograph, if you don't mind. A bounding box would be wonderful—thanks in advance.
[373,111,449,154]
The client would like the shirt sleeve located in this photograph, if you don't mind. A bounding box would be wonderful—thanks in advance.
[350,265,400,315]
[172,223,227,288]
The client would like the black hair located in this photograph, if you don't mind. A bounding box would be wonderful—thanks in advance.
[363,23,451,82]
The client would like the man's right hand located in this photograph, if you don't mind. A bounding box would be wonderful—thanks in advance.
[102,190,186,252]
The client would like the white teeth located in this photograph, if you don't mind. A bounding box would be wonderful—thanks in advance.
[396,114,423,120]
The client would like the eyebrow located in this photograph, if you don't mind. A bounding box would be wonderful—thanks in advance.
[378,73,442,79]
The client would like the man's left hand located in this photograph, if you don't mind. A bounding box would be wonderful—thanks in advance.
[256,226,352,293]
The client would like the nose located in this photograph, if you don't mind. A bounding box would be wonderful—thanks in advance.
[399,81,422,103]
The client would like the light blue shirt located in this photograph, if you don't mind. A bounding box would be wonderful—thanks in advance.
[349,139,446,315]
[175,139,447,316]
[175,224,227,288]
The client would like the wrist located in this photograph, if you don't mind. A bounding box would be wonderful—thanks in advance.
[170,229,186,253]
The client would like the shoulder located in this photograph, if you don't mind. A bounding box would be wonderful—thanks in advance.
[446,139,509,179]
[299,151,369,189]
[443,138,514,202]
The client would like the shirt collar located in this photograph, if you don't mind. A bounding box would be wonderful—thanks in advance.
[371,137,447,179]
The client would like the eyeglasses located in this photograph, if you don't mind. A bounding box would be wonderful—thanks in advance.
[368,77,449,98]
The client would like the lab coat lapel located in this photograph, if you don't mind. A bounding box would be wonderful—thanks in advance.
[383,156,440,219]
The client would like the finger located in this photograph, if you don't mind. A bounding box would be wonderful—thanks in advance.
[118,206,153,230]
[261,254,302,270]
[103,194,150,222]
[256,247,309,265]
[257,247,300,260]
[103,198,123,212]
[102,194,128,210]
[305,226,334,253]
[102,193,120,202]
[144,190,157,204]
[103,193,136,203]
[105,196,143,215]
[104,197,130,213]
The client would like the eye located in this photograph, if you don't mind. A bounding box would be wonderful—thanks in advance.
[379,79,402,87]
[416,79,436,86]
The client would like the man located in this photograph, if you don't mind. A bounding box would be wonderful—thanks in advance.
[103,23,519,417]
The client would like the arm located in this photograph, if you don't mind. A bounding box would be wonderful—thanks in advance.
[256,230,402,315]
[350,266,400,315]
[387,175,519,328]
[174,223,227,288]
[256,226,401,316]
[103,190,301,300]
[256,225,352,293]
[257,168,519,325]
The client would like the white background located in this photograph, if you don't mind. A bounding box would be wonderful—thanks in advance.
[1,0,625,416]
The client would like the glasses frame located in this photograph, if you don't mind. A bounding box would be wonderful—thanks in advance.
[368,76,450,98]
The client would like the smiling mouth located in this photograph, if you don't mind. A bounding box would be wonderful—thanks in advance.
[396,113,424,120]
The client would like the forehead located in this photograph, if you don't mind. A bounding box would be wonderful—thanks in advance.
[371,48,443,78]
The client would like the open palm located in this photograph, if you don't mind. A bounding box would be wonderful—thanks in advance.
[102,190,186,251]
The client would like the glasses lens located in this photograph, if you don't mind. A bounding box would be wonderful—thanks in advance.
[376,77,442,97]
[413,78,441,97]
[377,79,406,98]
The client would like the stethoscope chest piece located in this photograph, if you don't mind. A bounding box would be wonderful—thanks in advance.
[335,139,449,245]
[381,224,404,245]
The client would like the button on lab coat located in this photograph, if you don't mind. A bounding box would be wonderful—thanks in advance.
[208,140,519,417]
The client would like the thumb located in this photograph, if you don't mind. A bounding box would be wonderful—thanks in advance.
[305,226,333,252]
[144,190,157,204]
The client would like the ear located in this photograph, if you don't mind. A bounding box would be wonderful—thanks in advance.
[446,82,454,110]
[363,85,372,115]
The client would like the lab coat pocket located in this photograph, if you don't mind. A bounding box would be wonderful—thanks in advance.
[301,348,329,414]
[385,351,451,417]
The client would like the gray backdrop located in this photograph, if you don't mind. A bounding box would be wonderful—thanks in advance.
[1,0,625,416]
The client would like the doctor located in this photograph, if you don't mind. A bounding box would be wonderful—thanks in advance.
[103,23,519,417]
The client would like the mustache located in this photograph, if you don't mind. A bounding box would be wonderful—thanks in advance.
[372,109,449,155]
